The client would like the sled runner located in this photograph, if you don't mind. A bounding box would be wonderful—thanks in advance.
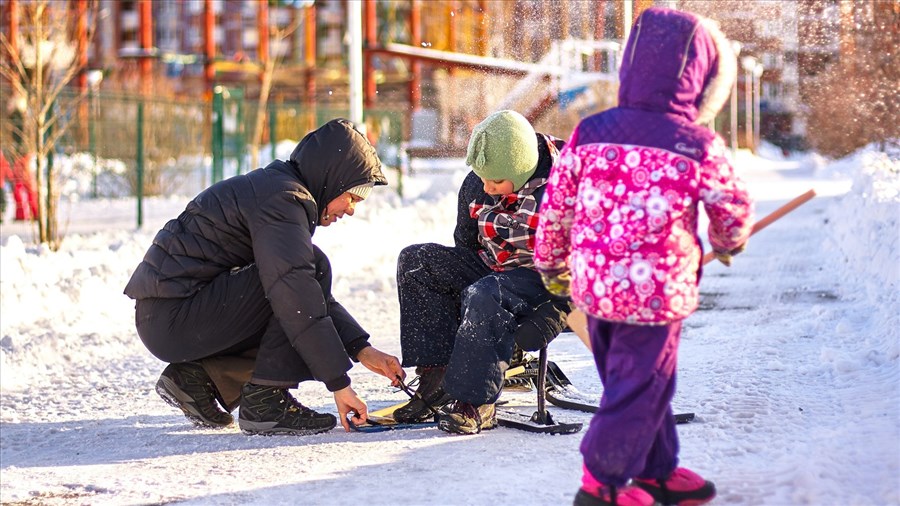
[545,385,695,424]
[348,383,441,433]
[347,412,437,433]
[504,349,695,424]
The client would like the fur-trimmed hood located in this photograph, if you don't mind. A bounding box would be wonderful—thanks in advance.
[618,7,736,124]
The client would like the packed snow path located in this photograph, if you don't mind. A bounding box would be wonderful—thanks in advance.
[1,147,897,505]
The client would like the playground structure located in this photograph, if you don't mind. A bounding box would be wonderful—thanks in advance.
[356,1,626,155]
[366,38,622,164]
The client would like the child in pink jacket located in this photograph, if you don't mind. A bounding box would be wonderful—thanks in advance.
[534,7,753,506]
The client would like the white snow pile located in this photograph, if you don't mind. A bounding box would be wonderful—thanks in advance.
[825,148,899,334]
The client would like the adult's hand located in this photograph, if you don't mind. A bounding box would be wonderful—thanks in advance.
[357,346,406,386]
[334,386,367,432]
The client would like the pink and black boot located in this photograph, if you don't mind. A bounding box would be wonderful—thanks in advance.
[633,467,716,506]
[574,465,658,506]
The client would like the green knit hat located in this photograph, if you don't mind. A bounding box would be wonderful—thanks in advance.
[465,110,539,191]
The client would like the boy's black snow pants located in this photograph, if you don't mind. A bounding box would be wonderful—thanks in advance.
[135,246,342,408]
[397,242,555,405]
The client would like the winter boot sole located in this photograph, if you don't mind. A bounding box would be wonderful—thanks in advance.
[156,375,233,429]
[238,418,336,436]
[437,417,498,435]
[635,488,714,506]
[634,473,716,506]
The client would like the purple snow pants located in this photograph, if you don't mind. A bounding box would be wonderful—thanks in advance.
[580,317,682,487]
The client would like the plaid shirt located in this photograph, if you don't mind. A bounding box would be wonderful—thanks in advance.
[470,177,548,271]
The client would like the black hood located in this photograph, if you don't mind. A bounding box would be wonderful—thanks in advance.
[289,119,387,213]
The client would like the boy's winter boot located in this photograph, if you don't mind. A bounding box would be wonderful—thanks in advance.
[238,383,337,436]
[155,362,234,428]
[392,366,450,423]
[633,468,716,506]
[574,466,658,506]
[436,400,497,435]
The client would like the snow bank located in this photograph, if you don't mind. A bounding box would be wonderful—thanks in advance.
[823,148,899,355]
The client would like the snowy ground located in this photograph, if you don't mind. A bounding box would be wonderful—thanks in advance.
[1,144,898,506]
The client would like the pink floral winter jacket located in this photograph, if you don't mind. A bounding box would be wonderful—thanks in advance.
[534,8,753,325]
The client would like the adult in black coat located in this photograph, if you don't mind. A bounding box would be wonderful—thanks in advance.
[124,119,405,435]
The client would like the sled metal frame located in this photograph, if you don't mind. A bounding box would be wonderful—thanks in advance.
[497,345,583,435]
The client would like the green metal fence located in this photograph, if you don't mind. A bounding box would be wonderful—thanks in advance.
[0,87,407,228]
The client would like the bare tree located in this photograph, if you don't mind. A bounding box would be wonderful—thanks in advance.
[806,1,899,158]
[248,7,303,171]
[0,0,97,249]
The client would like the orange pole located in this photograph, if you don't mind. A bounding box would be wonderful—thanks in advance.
[559,0,569,40]
[447,0,458,81]
[139,0,153,94]
[476,0,488,56]
[612,1,624,39]
[594,1,607,70]
[76,0,89,145]
[702,189,817,265]
[634,0,655,23]
[257,0,269,67]
[448,0,457,52]
[304,3,316,105]
[76,0,88,90]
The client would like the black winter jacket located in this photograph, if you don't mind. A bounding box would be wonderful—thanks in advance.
[125,119,387,389]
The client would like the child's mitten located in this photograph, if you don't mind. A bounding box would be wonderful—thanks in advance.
[540,269,571,299]
[714,242,747,267]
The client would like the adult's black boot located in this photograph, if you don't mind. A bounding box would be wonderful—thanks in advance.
[238,383,337,436]
[392,366,450,423]
[156,362,234,428]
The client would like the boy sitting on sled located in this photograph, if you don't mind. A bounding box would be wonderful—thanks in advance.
[393,110,570,435]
